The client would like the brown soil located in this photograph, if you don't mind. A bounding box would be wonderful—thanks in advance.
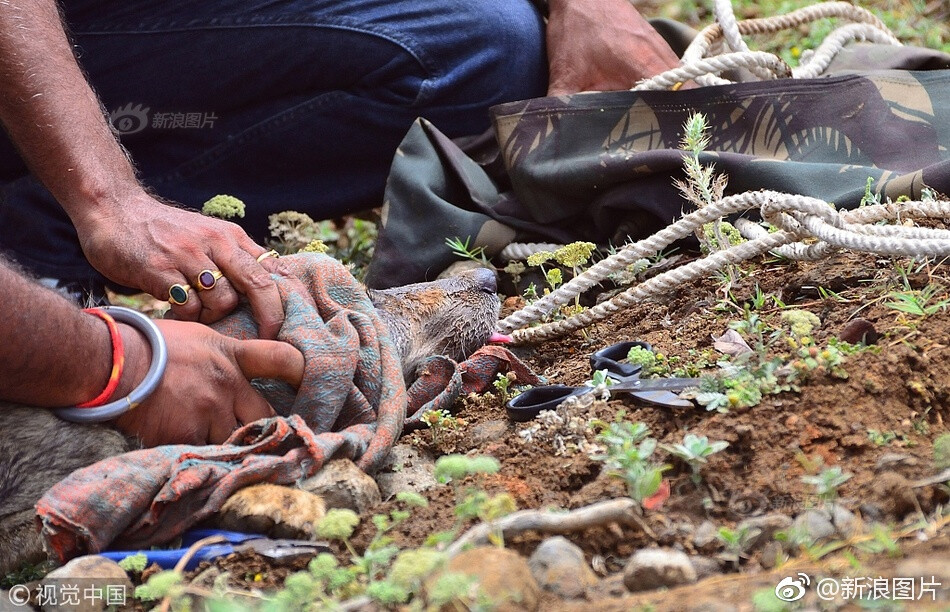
[201,248,950,610]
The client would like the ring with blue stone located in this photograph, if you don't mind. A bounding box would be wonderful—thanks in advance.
[196,269,223,291]
[168,283,191,305]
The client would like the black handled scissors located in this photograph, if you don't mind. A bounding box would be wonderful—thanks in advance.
[506,341,700,422]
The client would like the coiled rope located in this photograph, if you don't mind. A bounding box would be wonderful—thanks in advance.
[497,0,944,344]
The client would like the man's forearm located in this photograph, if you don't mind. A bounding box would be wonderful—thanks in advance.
[0,0,143,228]
[0,259,147,407]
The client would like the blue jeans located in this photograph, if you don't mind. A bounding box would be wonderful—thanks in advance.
[0,0,546,284]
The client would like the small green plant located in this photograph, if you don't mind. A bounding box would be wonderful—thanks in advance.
[117,552,148,573]
[135,570,184,603]
[431,454,514,547]
[663,434,729,485]
[884,283,950,317]
[493,372,513,403]
[590,419,669,504]
[716,525,761,566]
[854,524,902,558]
[866,429,898,446]
[268,210,322,254]
[934,432,950,471]
[446,236,489,265]
[802,466,852,503]
[421,409,465,448]
[780,309,820,338]
[201,194,246,219]
[434,454,500,484]
[585,368,616,388]
[523,241,597,318]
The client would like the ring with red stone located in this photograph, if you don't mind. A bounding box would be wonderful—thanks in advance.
[196,269,224,291]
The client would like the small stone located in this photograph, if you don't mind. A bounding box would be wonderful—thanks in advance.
[40,555,133,612]
[838,319,879,345]
[439,546,540,611]
[759,541,785,569]
[693,520,720,553]
[299,458,380,514]
[859,503,885,522]
[468,420,509,447]
[528,536,598,599]
[622,548,698,592]
[737,514,793,550]
[375,444,438,500]
[689,555,722,580]
[793,509,836,543]
[829,504,860,537]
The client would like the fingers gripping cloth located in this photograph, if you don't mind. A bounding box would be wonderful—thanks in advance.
[36,253,536,561]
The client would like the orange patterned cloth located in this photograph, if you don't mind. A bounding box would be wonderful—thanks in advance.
[36,254,537,561]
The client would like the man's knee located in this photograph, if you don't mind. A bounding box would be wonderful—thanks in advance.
[416,0,547,125]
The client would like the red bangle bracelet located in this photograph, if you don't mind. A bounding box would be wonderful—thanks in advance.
[77,308,125,408]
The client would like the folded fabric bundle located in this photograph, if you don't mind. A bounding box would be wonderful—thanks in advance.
[36,253,538,561]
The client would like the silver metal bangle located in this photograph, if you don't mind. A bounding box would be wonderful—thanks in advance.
[54,306,168,424]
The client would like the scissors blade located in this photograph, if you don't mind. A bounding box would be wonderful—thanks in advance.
[611,377,702,393]
[629,390,696,409]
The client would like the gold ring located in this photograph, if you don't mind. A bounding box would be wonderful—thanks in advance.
[256,249,280,263]
[196,269,224,291]
[168,283,191,305]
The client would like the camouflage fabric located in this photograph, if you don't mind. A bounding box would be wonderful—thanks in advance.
[35,254,535,561]
[366,43,950,288]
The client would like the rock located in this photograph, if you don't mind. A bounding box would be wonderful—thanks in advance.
[375,444,438,500]
[759,541,786,570]
[299,458,380,514]
[689,555,722,580]
[838,319,879,345]
[527,536,598,599]
[440,547,540,611]
[793,509,836,543]
[623,548,698,592]
[829,504,860,537]
[693,520,720,553]
[859,503,885,523]
[737,514,793,550]
[468,420,509,447]
[38,555,133,612]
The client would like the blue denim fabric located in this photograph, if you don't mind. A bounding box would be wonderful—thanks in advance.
[0,0,546,283]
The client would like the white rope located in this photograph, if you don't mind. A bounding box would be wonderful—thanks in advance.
[498,194,950,342]
[493,1,930,344]
[498,1,903,264]
[498,242,564,261]
[676,0,898,88]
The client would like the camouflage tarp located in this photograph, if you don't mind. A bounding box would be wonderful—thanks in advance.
[366,43,950,289]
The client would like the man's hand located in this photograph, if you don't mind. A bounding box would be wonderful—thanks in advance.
[0,0,285,338]
[113,319,305,447]
[77,191,286,338]
[545,0,681,96]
